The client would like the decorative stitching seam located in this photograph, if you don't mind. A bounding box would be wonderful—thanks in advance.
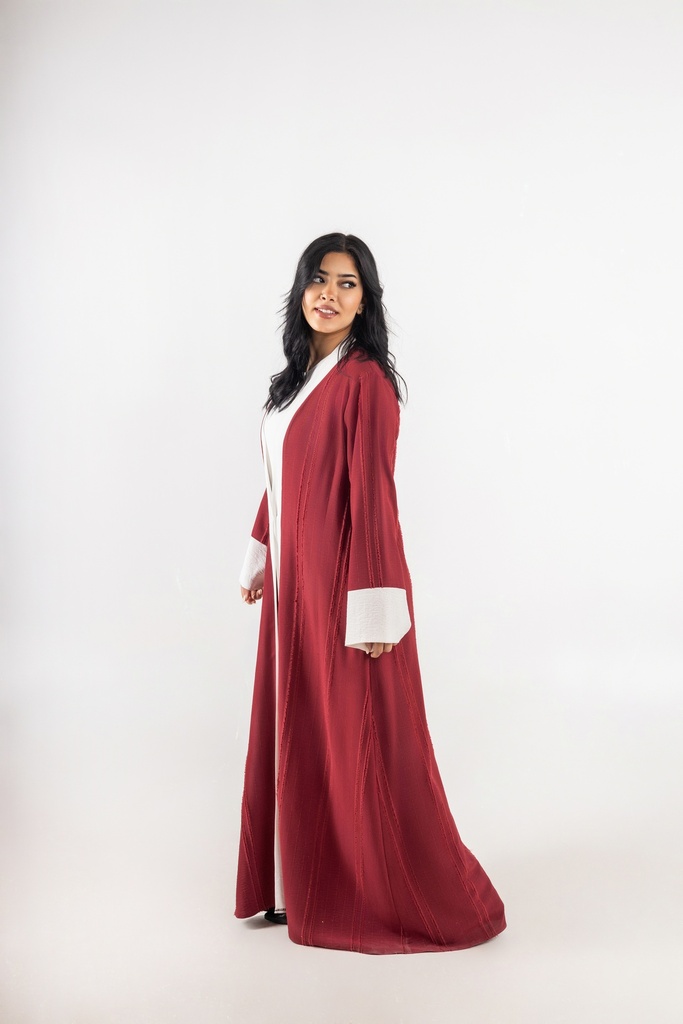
[394,642,496,937]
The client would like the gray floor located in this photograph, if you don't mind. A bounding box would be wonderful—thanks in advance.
[2,631,681,1024]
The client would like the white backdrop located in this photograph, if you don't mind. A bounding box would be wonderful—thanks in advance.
[1,1,682,1022]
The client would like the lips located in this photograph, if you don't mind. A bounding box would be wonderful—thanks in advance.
[315,307,338,319]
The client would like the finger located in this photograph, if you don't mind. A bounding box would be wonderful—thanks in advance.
[369,643,395,658]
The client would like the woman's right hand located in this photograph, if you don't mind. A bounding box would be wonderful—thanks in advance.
[241,585,263,605]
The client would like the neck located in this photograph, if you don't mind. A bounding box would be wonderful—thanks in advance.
[308,330,348,368]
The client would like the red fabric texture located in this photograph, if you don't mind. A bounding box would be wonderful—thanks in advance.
[235,350,506,953]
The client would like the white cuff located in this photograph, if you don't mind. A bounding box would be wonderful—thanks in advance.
[345,587,412,652]
[239,537,267,591]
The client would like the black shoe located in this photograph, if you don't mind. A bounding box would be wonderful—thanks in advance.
[264,907,287,925]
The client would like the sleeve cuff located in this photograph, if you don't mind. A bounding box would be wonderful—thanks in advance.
[239,537,268,591]
[345,587,412,652]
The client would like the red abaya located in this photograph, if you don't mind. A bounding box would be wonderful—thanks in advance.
[235,348,506,954]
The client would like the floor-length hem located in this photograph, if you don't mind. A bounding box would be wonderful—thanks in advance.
[235,907,506,956]
[286,924,507,956]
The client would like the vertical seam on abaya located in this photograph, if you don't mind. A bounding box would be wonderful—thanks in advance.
[300,763,331,945]
[356,383,378,588]
[369,709,445,946]
[351,686,372,952]
[279,375,334,796]
[283,377,337,944]
[358,378,385,589]
[325,502,350,668]
[393,642,497,937]
[240,798,267,910]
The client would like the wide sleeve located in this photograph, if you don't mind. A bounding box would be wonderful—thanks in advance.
[343,369,412,652]
[238,489,269,591]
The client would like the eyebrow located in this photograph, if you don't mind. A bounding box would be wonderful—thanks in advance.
[316,268,358,279]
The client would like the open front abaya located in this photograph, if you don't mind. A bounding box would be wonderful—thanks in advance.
[235,345,506,954]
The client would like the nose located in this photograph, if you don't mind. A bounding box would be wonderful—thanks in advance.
[319,281,336,301]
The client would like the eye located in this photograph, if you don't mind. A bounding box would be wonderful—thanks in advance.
[311,274,324,284]
[341,281,357,288]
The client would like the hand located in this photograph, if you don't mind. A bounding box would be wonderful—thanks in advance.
[367,642,395,659]
[241,585,263,605]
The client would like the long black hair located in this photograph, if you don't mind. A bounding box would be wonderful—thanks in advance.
[266,233,406,411]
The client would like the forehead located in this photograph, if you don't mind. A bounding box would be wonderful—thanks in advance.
[318,251,359,276]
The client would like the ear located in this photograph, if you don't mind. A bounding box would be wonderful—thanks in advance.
[357,304,364,315]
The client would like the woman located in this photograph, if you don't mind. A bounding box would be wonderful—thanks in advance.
[236,233,506,954]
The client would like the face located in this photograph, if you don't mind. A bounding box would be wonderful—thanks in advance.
[301,251,364,346]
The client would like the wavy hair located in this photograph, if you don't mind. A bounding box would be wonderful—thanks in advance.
[266,233,406,411]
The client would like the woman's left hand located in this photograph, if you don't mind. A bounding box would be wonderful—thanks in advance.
[368,642,394,659]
